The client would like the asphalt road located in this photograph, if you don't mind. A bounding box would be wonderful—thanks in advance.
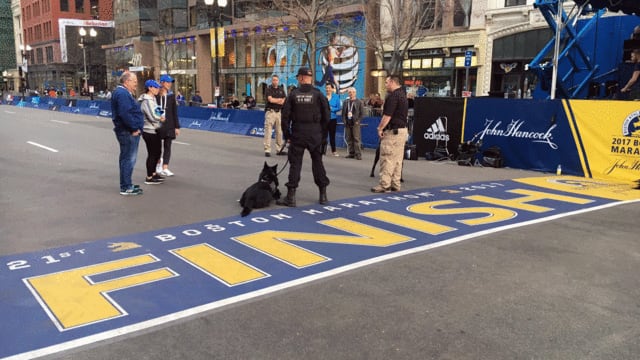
[1,106,640,360]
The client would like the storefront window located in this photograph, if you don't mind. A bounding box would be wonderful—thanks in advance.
[160,38,196,70]
[444,58,455,68]
[455,56,477,67]
[175,74,195,101]
[259,38,274,67]
[503,74,520,93]
[236,36,247,68]
[222,38,235,69]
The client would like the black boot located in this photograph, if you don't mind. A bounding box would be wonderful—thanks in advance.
[277,187,296,207]
[319,186,328,205]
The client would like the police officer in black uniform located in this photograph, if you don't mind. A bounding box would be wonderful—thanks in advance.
[277,67,331,207]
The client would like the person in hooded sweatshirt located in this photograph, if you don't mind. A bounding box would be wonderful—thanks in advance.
[138,79,166,185]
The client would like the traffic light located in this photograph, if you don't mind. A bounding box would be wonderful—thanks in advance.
[18,67,23,77]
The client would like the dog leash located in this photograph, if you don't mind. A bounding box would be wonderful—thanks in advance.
[275,142,290,176]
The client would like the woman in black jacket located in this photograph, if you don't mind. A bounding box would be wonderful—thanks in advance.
[155,75,181,176]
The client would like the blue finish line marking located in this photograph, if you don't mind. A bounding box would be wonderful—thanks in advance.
[1,176,638,359]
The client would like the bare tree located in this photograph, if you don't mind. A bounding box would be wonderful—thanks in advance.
[262,0,335,76]
[157,34,181,76]
[365,0,443,77]
[156,8,184,76]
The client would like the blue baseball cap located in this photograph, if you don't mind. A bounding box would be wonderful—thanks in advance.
[145,79,161,88]
[159,74,175,83]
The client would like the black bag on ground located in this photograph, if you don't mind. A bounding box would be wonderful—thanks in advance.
[425,147,449,161]
[456,142,478,166]
[481,146,504,168]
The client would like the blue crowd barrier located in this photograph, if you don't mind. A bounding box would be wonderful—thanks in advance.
[464,98,581,175]
[6,94,634,182]
[12,96,26,106]
[213,121,253,135]
[2,97,383,149]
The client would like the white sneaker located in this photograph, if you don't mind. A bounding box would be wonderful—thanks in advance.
[156,165,163,174]
[162,168,174,176]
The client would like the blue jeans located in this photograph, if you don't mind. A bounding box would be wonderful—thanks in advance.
[115,130,140,191]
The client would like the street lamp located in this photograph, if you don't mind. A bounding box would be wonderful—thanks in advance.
[205,0,227,107]
[79,27,97,96]
[19,44,32,97]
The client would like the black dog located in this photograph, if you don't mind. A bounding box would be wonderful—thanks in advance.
[369,144,404,182]
[240,162,281,217]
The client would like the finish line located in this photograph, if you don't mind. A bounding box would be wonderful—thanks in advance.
[1,176,638,360]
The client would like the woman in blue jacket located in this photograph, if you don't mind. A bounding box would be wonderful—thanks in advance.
[324,83,341,156]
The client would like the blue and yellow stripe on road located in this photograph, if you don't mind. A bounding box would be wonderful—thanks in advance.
[1,176,639,359]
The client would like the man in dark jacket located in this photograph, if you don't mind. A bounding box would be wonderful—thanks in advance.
[277,67,331,206]
[342,87,365,160]
[156,74,180,176]
[111,71,144,196]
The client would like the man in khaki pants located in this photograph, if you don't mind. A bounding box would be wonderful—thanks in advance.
[372,75,408,193]
[264,75,287,157]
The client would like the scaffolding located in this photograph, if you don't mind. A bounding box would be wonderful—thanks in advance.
[528,0,606,99]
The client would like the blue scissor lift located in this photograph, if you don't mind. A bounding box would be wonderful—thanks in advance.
[528,0,606,99]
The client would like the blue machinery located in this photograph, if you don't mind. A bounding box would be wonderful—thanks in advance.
[528,0,640,99]
[528,0,605,99]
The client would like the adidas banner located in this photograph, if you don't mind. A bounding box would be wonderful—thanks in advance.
[413,98,464,159]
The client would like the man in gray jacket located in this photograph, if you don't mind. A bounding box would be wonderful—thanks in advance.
[342,87,365,160]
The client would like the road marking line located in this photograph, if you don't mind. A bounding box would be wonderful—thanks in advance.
[51,120,70,124]
[4,110,16,114]
[27,141,59,153]
[174,141,190,145]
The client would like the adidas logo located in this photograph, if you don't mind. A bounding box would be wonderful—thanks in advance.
[423,117,450,141]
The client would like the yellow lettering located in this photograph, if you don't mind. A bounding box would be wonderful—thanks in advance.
[25,254,176,330]
[407,200,516,226]
[361,210,456,234]
[171,244,267,286]
[467,189,592,213]
[234,218,413,268]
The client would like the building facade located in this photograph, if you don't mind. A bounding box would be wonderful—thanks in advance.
[10,0,575,101]
[0,1,17,91]
[395,0,562,98]
[105,0,368,105]
[390,0,485,98]
[16,0,114,94]
[483,0,551,97]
